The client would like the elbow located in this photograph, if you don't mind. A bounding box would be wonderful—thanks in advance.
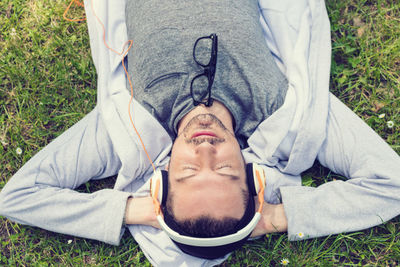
[0,186,11,218]
[0,174,36,219]
[0,182,14,218]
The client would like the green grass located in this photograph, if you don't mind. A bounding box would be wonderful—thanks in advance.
[1,0,399,265]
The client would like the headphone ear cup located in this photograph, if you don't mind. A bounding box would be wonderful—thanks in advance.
[246,163,257,196]
[150,170,169,205]
[246,163,266,196]
[160,170,169,206]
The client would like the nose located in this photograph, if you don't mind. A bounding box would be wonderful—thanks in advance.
[194,141,217,157]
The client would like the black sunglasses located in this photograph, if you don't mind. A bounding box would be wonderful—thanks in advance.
[190,33,218,107]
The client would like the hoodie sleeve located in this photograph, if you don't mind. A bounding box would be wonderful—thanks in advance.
[280,94,400,240]
[0,107,132,245]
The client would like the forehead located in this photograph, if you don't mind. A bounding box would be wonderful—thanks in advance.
[169,173,248,220]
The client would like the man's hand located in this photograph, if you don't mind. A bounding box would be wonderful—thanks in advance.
[124,196,160,229]
[251,201,288,237]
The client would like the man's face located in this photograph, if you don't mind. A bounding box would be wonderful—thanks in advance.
[168,114,248,221]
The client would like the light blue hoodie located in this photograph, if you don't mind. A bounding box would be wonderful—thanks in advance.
[1,0,399,266]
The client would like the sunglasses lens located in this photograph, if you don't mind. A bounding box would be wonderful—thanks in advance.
[191,74,209,103]
[194,37,213,66]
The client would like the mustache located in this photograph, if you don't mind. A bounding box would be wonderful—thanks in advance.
[185,136,225,145]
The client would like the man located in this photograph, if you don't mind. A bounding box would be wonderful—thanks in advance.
[123,0,289,257]
[0,0,399,266]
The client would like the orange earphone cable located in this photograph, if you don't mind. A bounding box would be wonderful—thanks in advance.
[256,171,265,213]
[152,180,162,215]
[63,0,86,22]
[89,0,156,173]
[64,0,156,173]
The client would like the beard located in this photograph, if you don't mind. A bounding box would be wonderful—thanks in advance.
[178,113,231,145]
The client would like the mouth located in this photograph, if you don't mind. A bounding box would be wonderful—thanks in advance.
[191,131,218,139]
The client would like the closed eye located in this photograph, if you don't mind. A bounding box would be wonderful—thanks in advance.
[217,164,232,170]
[182,166,198,171]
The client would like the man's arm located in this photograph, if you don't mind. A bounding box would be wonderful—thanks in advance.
[251,202,287,237]
[0,107,136,245]
[280,94,400,240]
[125,197,159,229]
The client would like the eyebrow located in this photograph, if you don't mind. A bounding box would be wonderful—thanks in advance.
[176,173,241,182]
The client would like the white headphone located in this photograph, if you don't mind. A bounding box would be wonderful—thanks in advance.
[150,163,266,247]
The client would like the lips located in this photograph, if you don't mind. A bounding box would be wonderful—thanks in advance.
[191,131,217,138]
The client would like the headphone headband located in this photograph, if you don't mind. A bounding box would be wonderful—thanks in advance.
[157,213,261,246]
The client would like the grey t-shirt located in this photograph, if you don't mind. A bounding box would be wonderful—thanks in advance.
[126,0,288,147]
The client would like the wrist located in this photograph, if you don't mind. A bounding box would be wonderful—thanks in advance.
[124,196,157,226]
[251,202,288,237]
[267,203,287,233]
